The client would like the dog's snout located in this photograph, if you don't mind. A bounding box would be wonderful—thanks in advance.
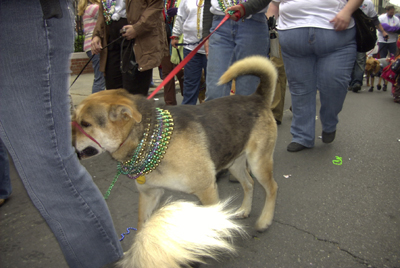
[78,146,99,159]
[76,150,81,160]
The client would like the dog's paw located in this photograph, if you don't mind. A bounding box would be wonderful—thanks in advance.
[255,221,271,233]
[255,218,273,233]
[234,209,250,219]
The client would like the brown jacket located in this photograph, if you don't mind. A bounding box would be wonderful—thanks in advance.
[93,0,168,72]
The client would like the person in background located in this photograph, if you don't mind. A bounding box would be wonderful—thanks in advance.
[202,0,270,101]
[268,0,362,152]
[171,0,207,105]
[269,31,287,125]
[349,0,388,93]
[161,0,184,105]
[378,5,400,59]
[0,0,123,267]
[91,0,168,96]
[78,0,105,94]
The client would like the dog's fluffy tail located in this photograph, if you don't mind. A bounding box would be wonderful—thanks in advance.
[118,200,246,268]
[218,56,278,105]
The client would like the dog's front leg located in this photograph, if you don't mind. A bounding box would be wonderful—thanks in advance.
[194,181,219,206]
[136,185,164,230]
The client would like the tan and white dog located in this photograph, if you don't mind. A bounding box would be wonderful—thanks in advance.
[73,56,278,267]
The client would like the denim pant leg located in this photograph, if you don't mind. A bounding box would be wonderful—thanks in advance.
[182,49,207,105]
[350,52,366,87]
[279,28,318,147]
[206,16,235,100]
[205,14,269,101]
[0,138,11,200]
[86,50,105,94]
[315,28,356,133]
[0,1,123,267]
[279,27,356,147]
[234,13,269,95]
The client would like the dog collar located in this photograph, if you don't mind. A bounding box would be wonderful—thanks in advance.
[117,107,174,183]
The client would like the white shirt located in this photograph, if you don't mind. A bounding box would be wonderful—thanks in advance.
[359,0,377,17]
[111,0,126,21]
[273,0,355,30]
[172,0,205,53]
[210,0,268,16]
[378,13,400,43]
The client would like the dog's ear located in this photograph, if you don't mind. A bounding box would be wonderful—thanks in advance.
[109,104,142,123]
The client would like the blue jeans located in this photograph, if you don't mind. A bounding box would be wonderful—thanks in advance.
[86,50,105,94]
[0,1,123,267]
[182,48,207,105]
[279,27,356,147]
[205,13,269,100]
[0,138,11,200]
[350,52,366,87]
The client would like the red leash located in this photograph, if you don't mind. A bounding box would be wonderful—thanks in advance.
[147,13,232,100]
[71,121,103,148]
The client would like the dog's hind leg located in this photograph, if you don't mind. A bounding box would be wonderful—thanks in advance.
[137,186,165,230]
[228,154,254,218]
[194,173,220,206]
[247,152,278,232]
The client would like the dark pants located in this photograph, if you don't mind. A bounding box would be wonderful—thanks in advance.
[161,55,184,105]
[182,48,207,105]
[105,19,151,96]
[378,42,397,59]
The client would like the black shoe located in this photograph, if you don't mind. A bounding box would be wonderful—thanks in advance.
[377,85,382,90]
[322,131,336,143]
[383,85,387,91]
[352,84,361,93]
[368,86,373,92]
[287,142,309,152]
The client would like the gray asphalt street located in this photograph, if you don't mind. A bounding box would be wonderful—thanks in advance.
[1,72,399,268]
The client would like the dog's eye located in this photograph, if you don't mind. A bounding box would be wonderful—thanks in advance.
[81,121,91,128]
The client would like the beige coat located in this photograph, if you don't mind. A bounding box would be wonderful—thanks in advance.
[93,0,168,72]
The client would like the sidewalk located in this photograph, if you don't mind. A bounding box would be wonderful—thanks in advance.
[69,67,165,106]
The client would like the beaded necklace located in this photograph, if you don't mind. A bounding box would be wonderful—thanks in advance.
[120,108,173,178]
[217,0,246,14]
[102,0,116,25]
[104,108,174,199]
[197,0,205,39]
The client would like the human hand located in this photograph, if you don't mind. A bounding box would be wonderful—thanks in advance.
[167,7,178,17]
[225,5,244,21]
[122,25,135,40]
[91,36,102,54]
[330,9,352,31]
[171,38,179,48]
[383,31,389,41]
